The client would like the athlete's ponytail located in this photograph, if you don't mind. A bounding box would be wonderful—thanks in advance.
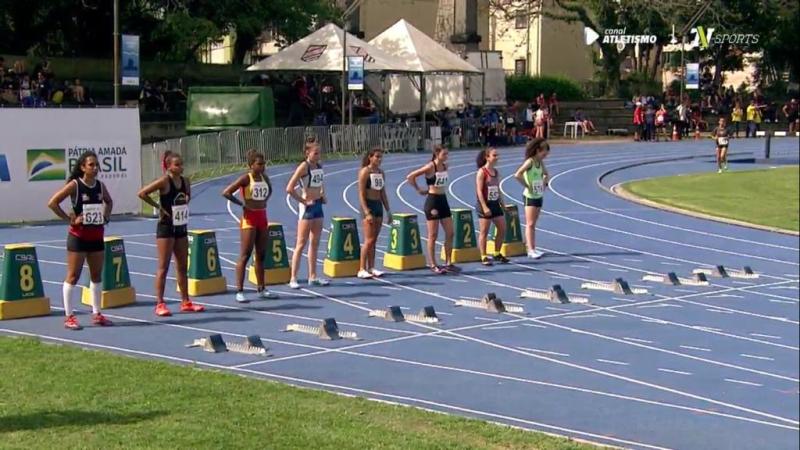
[476,149,488,169]
[524,138,550,160]
[362,147,382,167]
[68,151,98,182]
[431,144,446,161]
[161,150,173,174]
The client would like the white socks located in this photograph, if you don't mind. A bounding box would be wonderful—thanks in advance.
[89,281,102,314]
[62,282,76,317]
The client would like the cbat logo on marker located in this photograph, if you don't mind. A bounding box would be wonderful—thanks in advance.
[27,149,67,181]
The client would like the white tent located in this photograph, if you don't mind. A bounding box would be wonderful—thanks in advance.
[369,19,482,115]
[246,23,414,73]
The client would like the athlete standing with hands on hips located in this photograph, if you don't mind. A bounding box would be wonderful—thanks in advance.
[138,152,204,316]
[514,138,550,259]
[475,147,510,265]
[47,151,113,329]
[222,149,277,302]
[286,139,330,289]
[406,145,459,274]
[357,148,391,279]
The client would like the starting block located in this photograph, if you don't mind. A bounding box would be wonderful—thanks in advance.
[455,293,524,313]
[406,306,440,323]
[186,334,227,353]
[642,272,710,286]
[581,278,648,295]
[227,335,268,356]
[368,305,441,324]
[693,265,758,279]
[285,318,359,340]
[520,284,589,304]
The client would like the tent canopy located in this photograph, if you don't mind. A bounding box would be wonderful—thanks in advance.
[369,19,481,74]
[246,23,415,73]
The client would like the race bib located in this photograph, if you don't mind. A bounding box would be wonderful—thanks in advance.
[487,185,500,201]
[717,137,729,146]
[172,204,189,226]
[369,173,384,190]
[532,180,545,196]
[309,169,324,188]
[82,203,104,226]
[251,181,269,201]
[434,171,449,187]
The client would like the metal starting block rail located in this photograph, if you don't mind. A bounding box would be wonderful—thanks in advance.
[285,318,359,340]
[581,278,648,295]
[693,265,758,279]
[519,284,589,304]
[455,293,524,313]
[368,305,440,324]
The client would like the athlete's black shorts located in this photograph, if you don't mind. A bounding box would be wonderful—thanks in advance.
[524,196,543,208]
[424,194,452,221]
[157,222,188,239]
[364,199,383,218]
[66,234,104,253]
[477,201,504,219]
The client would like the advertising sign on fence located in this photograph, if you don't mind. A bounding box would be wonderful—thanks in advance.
[121,35,140,86]
[0,108,142,222]
[347,56,364,90]
[685,63,700,90]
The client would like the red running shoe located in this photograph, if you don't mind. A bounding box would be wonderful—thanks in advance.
[155,302,172,317]
[64,315,82,330]
[180,300,205,313]
[92,313,113,327]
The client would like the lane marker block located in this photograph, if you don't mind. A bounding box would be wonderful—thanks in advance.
[81,237,136,308]
[285,318,359,340]
[0,243,50,320]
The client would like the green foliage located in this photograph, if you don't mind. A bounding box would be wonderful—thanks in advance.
[619,72,662,99]
[506,75,586,102]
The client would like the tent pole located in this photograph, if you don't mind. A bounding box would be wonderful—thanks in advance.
[342,28,347,128]
[481,72,486,108]
[420,74,426,152]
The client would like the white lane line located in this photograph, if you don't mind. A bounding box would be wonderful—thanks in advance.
[637,304,677,309]
[769,299,796,305]
[449,279,468,283]
[751,333,782,340]
[623,337,654,344]
[550,275,571,280]
[597,359,629,366]
[706,308,735,314]
[658,368,692,376]
[608,268,628,273]
[693,326,723,332]
[660,262,683,267]
[474,317,501,322]
[769,286,799,291]
[624,258,643,263]
[513,271,529,276]
[674,289,695,293]
[521,323,547,328]
[436,311,453,316]
[593,313,617,318]
[612,297,636,303]
[483,325,518,330]
[350,300,369,305]
[706,294,744,299]
[740,354,775,361]
[517,347,571,357]
[381,286,403,291]
[570,265,591,269]
[642,318,668,324]
[732,281,755,286]
[546,307,570,312]
[680,345,711,352]
[725,379,763,387]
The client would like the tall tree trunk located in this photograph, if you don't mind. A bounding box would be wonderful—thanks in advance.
[712,42,729,91]
[649,44,662,81]
[233,31,257,66]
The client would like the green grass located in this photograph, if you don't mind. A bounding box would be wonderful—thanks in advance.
[0,337,595,450]
[622,166,800,232]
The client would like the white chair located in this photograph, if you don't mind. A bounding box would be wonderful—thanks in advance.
[563,121,584,139]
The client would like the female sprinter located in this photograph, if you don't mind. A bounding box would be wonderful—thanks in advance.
[514,138,550,259]
[47,151,113,329]
[222,149,277,302]
[286,139,329,289]
[475,148,510,265]
[357,147,391,279]
[138,152,204,316]
[406,145,458,274]
[711,117,731,173]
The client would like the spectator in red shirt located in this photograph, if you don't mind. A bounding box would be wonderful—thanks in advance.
[633,102,644,141]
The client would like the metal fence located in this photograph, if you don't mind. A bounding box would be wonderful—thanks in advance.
[141,119,484,184]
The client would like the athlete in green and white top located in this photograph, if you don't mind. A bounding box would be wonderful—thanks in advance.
[514,138,550,259]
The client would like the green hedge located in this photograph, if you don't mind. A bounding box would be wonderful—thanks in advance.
[506,75,586,102]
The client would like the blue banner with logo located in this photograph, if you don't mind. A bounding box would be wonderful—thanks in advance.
[121,35,140,86]
[347,56,364,91]
[685,63,699,90]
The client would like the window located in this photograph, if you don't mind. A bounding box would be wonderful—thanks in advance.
[515,14,528,29]
[515,59,526,75]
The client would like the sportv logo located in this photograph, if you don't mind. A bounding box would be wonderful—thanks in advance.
[0,154,10,182]
[690,26,759,49]
[27,149,67,181]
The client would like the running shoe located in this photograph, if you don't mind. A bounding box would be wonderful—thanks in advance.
[527,250,542,259]
[443,264,462,273]
[481,256,494,266]
[257,289,277,299]
[494,254,510,264]
[717,168,723,174]
[430,265,446,274]
[533,249,545,258]
[155,302,172,317]
[369,269,385,278]
[357,270,374,279]
[92,313,113,327]
[288,280,301,289]
[308,278,330,286]
[180,300,205,312]
[64,314,82,330]
[235,291,249,303]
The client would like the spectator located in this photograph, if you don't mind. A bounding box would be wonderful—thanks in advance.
[573,108,595,134]
[524,103,534,131]
[690,105,707,132]
[644,104,655,141]
[505,104,517,143]
[140,79,165,112]
[72,78,86,104]
[534,105,546,139]
[782,98,799,134]
[730,100,743,138]
[36,72,51,104]
[633,102,644,141]
[676,100,690,138]
[548,92,559,118]
[746,98,762,137]
[655,104,668,141]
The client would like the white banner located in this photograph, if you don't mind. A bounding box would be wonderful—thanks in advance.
[0,108,141,222]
